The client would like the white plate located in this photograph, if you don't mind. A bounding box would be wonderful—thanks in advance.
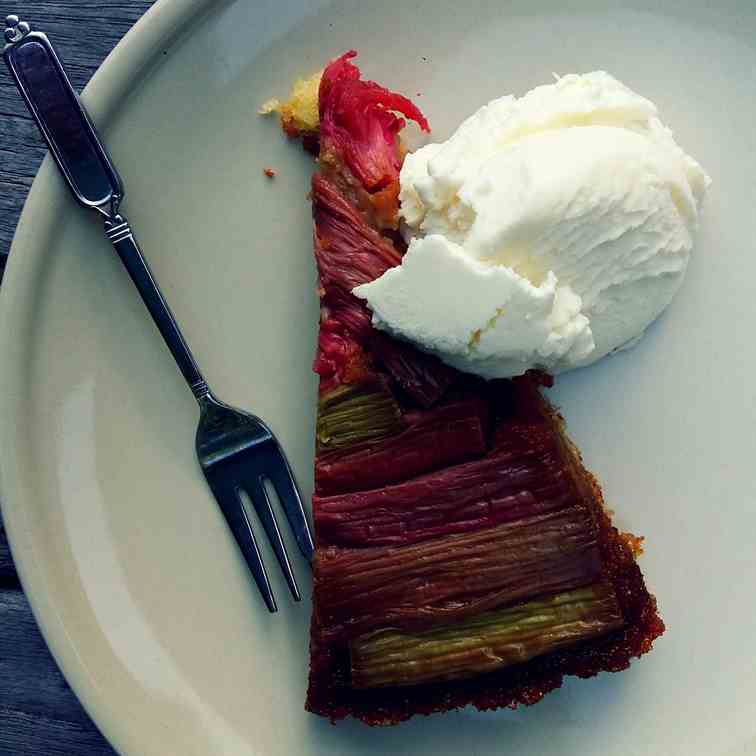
[2,0,755,754]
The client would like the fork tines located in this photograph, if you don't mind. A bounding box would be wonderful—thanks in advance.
[197,399,315,613]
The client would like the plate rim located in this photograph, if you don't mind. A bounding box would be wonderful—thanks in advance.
[0,1,218,753]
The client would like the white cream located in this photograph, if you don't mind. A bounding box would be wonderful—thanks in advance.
[353,72,710,378]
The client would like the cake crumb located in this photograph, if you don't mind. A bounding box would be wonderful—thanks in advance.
[258,98,281,115]
[259,70,322,137]
[263,167,276,178]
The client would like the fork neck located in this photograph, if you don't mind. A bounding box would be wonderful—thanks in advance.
[191,378,211,403]
[195,386,222,417]
[103,213,213,405]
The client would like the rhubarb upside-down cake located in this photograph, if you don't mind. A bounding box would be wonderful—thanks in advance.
[269,51,665,725]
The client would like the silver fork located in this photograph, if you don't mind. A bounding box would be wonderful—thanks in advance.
[3,16,314,612]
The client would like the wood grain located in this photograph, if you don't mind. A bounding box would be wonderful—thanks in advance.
[0,3,155,753]
[0,522,16,581]
[0,709,117,756]
[0,590,96,725]
[0,590,116,755]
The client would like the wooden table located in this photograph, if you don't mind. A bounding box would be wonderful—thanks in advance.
[0,4,154,753]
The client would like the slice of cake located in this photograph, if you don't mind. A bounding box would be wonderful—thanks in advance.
[271,51,664,725]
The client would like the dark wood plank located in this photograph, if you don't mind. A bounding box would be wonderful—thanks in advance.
[0,520,16,581]
[0,590,95,725]
[0,708,116,756]
[0,3,155,753]
[0,588,115,754]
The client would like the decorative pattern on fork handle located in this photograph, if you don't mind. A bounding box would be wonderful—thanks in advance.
[104,214,133,244]
[190,379,210,400]
[4,15,31,46]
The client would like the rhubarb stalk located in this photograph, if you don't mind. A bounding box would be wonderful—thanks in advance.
[314,507,603,640]
[316,380,403,450]
[350,582,624,688]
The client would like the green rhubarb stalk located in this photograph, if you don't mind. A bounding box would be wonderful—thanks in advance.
[315,507,601,639]
[317,381,403,450]
[350,583,624,688]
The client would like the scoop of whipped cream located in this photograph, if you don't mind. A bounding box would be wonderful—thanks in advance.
[353,72,710,378]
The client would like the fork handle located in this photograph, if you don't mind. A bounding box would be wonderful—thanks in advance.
[105,216,209,399]
[4,16,209,401]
